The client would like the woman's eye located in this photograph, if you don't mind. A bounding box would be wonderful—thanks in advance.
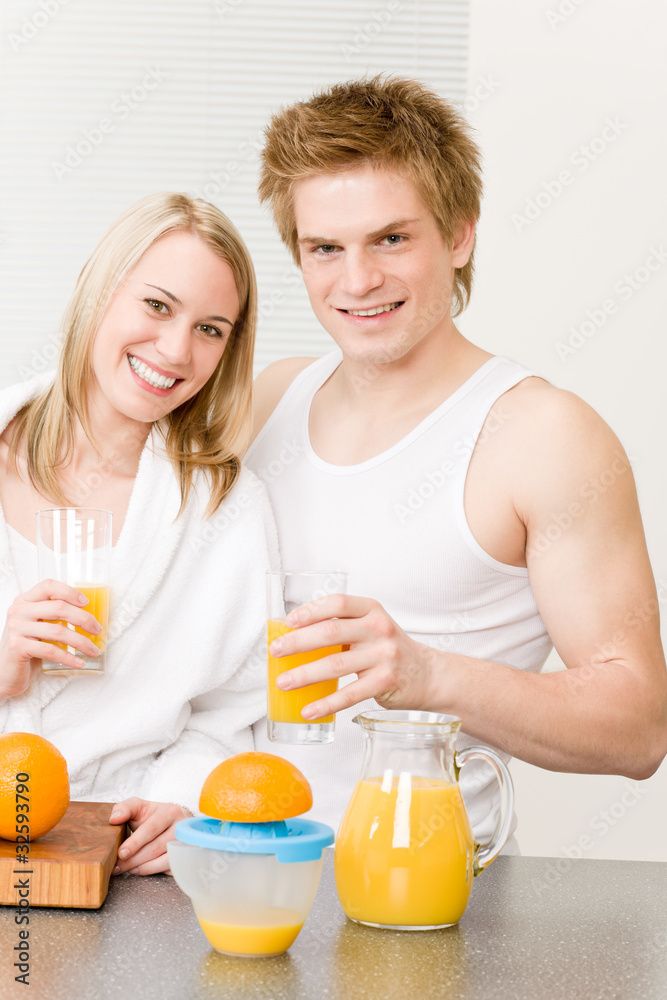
[197,324,224,339]
[146,298,169,314]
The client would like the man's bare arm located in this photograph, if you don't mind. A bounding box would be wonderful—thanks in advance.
[269,382,667,779]
[446,381,667,777]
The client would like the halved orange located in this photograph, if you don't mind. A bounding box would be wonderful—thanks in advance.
[199,752,313,823]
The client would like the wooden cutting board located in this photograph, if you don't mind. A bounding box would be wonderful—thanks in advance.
[0,801,126,909]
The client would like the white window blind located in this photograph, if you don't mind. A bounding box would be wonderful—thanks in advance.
[0,0,470,386]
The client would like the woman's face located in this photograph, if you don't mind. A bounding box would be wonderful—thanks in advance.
[89,230,240,431]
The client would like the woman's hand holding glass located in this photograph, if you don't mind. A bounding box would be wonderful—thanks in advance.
[0,580,103,697]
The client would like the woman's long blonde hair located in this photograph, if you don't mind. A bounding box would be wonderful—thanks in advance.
[11,193,257,517]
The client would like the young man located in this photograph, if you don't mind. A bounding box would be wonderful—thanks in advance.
[245,77,667,842]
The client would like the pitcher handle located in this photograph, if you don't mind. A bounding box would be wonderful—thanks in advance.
[455,745,515,876]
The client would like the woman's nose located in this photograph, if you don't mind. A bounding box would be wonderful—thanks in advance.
[154,321,191,367]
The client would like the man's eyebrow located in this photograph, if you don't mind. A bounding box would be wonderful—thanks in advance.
[298,217,422,246]
[144,284,233,326]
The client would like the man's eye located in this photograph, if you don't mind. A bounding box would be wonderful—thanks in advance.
[146,298,169,313]
[379,234,404,246]
[315,244,338,255]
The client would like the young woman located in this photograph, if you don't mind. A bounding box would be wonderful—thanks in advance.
[0,193,278,874]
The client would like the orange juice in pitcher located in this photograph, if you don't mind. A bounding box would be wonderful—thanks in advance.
[334,711,514,929]
[335,776,474,927]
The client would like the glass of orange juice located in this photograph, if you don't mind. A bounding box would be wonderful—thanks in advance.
[36,508,112,676]
[266,570,347,745]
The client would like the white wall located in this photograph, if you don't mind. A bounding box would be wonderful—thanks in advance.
[463,0,667,861]
[0,0,663,861]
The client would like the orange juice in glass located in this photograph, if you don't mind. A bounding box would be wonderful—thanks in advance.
[52,584,110,656]
[36,508,112,676]
[266,571,347,744]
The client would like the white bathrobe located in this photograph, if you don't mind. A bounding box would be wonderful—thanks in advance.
[0,376,279,813]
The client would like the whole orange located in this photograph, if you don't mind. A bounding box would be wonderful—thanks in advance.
[199,752,313,823]
[0,732,70,840]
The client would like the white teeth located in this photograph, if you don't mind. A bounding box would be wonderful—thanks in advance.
[128,355,176,389]
[346,303,401,316]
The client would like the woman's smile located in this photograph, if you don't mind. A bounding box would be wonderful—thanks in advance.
[127,354,183,394]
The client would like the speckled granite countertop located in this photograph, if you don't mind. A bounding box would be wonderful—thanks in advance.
[1,854,665,1000]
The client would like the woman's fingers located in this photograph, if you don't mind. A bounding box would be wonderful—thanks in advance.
[28,620,101,657]
[113,800,187,874]
[22,639,89,669]
[29,598,102,635]
[126,853,171,876]
[23,578,92,606]
[12,581,103,634]
[117,836,171,874]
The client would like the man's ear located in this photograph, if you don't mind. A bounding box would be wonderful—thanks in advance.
[452,219,476,268]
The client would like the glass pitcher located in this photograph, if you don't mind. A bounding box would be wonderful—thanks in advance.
[334,710,514,930]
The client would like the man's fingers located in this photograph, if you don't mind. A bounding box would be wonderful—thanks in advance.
[284,593,376,628]
[275,647,361,692]
[301,676,384,719]
[270,619,366,659]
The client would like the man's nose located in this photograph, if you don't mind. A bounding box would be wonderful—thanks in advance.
[339,248,384,299]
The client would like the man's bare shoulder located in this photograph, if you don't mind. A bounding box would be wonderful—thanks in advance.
[251,357,319,444]
[497,376,618,448]
[490,376,633,511]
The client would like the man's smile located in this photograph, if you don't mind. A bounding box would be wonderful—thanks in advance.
[339,302,404,316]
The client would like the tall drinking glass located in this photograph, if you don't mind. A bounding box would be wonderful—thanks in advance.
[36,508,112,676]
[267,571,347,745]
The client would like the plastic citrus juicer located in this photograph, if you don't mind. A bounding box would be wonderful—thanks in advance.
[167,753,333,958]
[168,815,333,957]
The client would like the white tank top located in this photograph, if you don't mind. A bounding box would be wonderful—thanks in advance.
[245,352,552,846]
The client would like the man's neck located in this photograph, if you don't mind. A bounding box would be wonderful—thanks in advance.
[335,324,490,414]
[309,327,493,465]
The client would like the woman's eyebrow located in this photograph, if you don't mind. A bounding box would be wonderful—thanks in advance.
[144,283,233,326]
[145,283,182,305]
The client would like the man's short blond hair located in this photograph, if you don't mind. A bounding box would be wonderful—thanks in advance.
[259,75,483,316]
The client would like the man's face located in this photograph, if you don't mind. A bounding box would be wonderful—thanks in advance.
[293,164,473,368]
